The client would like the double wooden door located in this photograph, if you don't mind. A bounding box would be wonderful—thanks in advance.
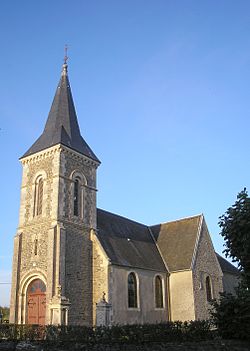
[27,279,46,325]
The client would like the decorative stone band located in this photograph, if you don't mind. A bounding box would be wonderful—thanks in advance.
[20,144,100,169]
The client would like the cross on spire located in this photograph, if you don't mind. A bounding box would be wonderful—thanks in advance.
[64,44,68,64]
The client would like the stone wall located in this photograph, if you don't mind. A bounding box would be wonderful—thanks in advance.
[192,220,223,320]
[92,232,109,325]
[10,144,99,326]
[10,146,61,324]
[1,340,250,351]
[59,147,99,326]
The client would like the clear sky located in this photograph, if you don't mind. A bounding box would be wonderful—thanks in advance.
[1,0,250,307]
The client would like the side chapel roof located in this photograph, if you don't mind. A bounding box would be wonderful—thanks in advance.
[150,215,202,272]
[21,63,100,162]
[216,253,240,275]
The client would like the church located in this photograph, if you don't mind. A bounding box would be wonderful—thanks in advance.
[9,61,239,326]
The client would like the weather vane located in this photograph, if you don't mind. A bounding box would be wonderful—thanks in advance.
[64,44,69,64]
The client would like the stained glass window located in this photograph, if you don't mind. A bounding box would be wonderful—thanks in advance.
[128,272,137,308]
[28,279,46,294]
[206,276,212,302]
[155,275,163,308]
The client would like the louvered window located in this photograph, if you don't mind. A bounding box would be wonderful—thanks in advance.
[73,178,80,216]
[34,177,43,217]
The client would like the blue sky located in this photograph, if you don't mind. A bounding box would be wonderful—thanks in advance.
[1,0,250,306]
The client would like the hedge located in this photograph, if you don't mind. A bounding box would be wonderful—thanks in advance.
[0,321,215,344]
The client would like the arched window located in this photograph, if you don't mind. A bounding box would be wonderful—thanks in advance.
[71,171,87,219]
[128,272,138,308]
[155,275,163,308]
[206,276,212,302]
[73,178,80,216]
[34,177,43,216]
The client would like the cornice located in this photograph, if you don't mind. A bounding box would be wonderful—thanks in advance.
[20,143,100,169]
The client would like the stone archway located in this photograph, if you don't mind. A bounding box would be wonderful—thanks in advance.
[27,279,46,324]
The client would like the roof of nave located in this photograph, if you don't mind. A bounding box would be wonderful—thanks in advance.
[96,209,167,272]
[21,63,100,162]
[96,210,239,277]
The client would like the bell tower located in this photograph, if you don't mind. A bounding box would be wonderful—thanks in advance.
[10,60,100,326]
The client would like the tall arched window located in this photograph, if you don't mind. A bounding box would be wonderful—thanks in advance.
[128,272,138,308]
[73,178,80,216]
[34,177,43,216]
[206,276,212,302]
[71,171,87,219]
[155,275,163,308]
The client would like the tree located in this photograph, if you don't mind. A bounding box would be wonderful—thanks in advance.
[0,306,10,322]
[211,188,250,340]
[218,188,250,288]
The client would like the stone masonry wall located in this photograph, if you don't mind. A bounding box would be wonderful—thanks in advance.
[92,232,109,325]
[59,147,99,326]
[10,147,61,324]
[10,144,99,326]
[192,220,223,320]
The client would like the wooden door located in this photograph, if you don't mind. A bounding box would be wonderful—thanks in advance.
[27,279,46,324]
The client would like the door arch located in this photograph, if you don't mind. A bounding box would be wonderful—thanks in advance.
[27,279,46,324]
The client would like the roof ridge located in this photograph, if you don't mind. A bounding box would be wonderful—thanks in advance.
[151,213,203,227]
[97,208,147,228]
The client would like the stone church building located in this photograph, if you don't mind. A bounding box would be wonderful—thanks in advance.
[10,62,239,326]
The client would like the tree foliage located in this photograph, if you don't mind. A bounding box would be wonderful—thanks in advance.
[218,188,250,288]
[212,188,250,340]
[0,306,10,321]
[211,289,250,340]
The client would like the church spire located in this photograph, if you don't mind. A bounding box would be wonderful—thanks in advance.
[21,58,100,162]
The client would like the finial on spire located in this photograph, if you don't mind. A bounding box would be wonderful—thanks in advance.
[62,44,69,76]
[64,44,69,64]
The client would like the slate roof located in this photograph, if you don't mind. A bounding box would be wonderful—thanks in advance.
[96,209,167,272]
[150,215,202,272]
[21,64,100,162]
[97,209,239,278]
[216,253,240,275]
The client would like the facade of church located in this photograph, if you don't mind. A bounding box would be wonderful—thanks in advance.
[9,63,239,326]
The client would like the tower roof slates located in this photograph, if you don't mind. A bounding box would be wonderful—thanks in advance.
[21,64,100,162]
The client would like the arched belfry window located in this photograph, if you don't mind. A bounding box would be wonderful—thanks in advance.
[155,275,164,308]
[73,178,80,216]
[205,276,212,302]
[71,171,87,219]
[128,272,138,308]
[34,177,43,217]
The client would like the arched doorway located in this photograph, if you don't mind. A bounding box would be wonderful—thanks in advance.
[27,279,46,324]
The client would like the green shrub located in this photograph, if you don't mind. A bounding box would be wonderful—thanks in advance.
[211,288,250,340]
[0,320,215,344]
